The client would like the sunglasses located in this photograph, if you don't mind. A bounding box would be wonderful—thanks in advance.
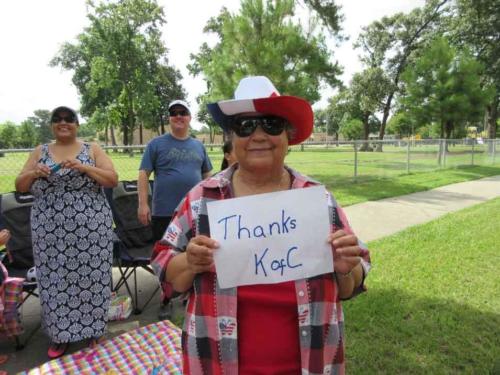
[169,110,189,117]
[230,116,288,137]
[51,115,76,124]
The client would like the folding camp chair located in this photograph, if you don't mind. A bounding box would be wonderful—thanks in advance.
[106,181,159,314]
[0,191,39,349]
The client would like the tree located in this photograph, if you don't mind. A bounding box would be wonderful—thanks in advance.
[51,0,184,145]
[450,0,500,140]
[346,67,391,149]
[355,0,450,150]
[340,118,363,140]
[320,89,351,142]
[189,0,342,136]
[17,120,38,148]
[0,122,18,149]
[28,110,52,144]
[386,111,414,138]
[401,37,492,141]
[301,0,343,36]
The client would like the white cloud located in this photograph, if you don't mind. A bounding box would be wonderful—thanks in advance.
[0,0,424,129]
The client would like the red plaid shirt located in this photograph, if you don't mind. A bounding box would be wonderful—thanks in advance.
[151,165,371,374]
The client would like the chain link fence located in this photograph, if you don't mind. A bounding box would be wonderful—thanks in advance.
[0,138,498,194]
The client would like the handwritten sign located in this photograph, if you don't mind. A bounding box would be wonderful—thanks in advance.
[207,185,333,289]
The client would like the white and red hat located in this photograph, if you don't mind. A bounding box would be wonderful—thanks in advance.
[207,76,313,145]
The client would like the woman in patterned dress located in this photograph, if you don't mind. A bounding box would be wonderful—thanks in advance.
[15,106,117,359]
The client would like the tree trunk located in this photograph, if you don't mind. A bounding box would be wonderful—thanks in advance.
[359,114,372,152]
[444,120,452,152]
[376,92,394,152]
[487,95,498,153]
[110,123,117,152]
[139,122,143,145]
[104,124,109,146]
[122,123,129,146]
[488,94,499,139]
[438,120,445,166]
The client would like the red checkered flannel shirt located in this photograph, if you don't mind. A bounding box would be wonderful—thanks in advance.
[151,165,371,375]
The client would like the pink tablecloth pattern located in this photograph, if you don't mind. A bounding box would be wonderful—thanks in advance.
[24,320,182,375]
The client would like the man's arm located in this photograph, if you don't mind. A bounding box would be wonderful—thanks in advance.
[137,169,152,225]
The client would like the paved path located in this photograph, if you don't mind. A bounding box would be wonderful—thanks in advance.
[344,175,500,242]
[1,175,500,374]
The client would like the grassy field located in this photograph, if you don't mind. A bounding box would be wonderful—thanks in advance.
[1,146,499,206]
[344,197,500,374]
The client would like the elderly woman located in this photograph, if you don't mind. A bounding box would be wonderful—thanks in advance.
[15,106,117,359]
[152,77,371,374]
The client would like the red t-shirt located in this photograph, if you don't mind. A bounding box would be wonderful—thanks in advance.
[238,281,301,374]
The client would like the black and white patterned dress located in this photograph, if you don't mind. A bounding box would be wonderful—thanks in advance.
[31,143,113,344]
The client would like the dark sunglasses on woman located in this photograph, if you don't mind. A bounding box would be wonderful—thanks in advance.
[51,115,76,123]
[230,116,288,137]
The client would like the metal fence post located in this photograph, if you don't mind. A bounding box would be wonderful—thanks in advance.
[471,139,475,165]
[353,141,358,181]
[407,140,411,174]
[443,139,447,168]
[494,140,497,165]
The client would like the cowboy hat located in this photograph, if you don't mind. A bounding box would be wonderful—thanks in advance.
[207,76,313,145]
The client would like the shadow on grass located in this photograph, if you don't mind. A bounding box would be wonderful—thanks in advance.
[344,288,500,374]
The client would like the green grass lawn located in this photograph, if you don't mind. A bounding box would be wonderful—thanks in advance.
[1,147,499,206]
[344,197,500,374]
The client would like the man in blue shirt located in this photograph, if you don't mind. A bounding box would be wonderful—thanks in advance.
[138,100,212,319]
[138,100,213,240]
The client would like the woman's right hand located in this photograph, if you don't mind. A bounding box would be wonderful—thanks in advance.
[186,235,219,274]
[32,163,51,179]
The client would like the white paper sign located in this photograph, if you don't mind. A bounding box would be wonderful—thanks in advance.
[207,185,333,289]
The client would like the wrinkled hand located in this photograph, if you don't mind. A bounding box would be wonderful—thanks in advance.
[328,229,366,274]
[32,163,51,179]
[137,204,151,226]
[186,235,219,274]
[0,229,11,247]
[60,159,88,173]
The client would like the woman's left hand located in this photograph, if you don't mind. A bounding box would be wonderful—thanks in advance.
[60,159,88,173]
[328,229,366,274]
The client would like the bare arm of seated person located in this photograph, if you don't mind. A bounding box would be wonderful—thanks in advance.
[166,235,219,293]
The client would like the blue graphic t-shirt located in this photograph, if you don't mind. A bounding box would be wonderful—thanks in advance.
[140,134,212,216]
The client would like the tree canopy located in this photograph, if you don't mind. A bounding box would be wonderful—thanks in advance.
[51,0,185,145]
[401,37,492,139]
[189,0,342,136]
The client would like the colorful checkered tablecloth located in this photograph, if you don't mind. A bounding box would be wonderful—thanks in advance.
[23,320,182,374]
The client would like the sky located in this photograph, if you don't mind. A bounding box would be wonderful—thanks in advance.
[0,0,424,130]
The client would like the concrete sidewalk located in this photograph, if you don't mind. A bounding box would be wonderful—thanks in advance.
[1,175,499,374]
[344,175,500,242]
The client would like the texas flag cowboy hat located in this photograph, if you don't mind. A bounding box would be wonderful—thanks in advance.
[207,76,313,145]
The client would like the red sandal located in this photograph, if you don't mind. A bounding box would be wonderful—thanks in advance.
[47,342,68,359]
